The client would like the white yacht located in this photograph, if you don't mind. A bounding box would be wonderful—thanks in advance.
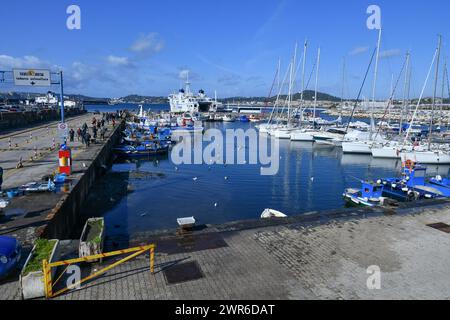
[268,125,295,139]
[290,128,318,142]
[313,127,348,146]
[222,114,236,122]
[400,149,450,164]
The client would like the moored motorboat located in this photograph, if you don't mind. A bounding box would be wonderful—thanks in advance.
[113,144,169,157]
[222,114,236,122]
[343,181,386,207]
[238,115,250,123]
[400,150,450,164]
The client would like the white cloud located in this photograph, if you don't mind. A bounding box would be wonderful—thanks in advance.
[106,55,130,66]
[70,61,96,82]
[0,54,59,69]
[349,46,369,56]
[129,32,164,54]
[380,49,401,59]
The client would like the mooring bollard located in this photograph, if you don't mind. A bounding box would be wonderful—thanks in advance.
[8,138,11,149]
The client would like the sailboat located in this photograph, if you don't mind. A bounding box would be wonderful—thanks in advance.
[400,35,450,164]
[343,28,383,154]
[291,44,324,142]
[270,44,299,139]
[372,52,411,159]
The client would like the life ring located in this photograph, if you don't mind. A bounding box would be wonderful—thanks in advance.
[405,160,414,169]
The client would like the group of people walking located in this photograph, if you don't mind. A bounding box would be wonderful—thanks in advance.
[68,111,123,146]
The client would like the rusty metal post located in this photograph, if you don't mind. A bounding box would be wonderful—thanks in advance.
[43,259,52,299]
[150,246,155,274]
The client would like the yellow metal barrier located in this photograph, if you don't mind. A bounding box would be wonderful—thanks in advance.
[43,244,156,299]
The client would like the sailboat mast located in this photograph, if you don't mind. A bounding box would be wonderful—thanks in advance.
[277,58,281,92]
[340,57,346,119]
[429,35,442,150]
[400,51,410,134]
[440,57,447,128]
[313,47,321,127]
[288,43,298,124]
[370,28,382,139]
[300,40,308,123]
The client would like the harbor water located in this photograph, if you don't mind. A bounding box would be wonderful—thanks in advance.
[84,104,450,237]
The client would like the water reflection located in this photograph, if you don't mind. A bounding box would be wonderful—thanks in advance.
[81,121,450,235]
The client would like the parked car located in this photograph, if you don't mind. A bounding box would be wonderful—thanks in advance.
[0,236,22,279]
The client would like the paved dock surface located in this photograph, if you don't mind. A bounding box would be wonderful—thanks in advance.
[2,201,450,300]
[1,113,97,189]
[0,113,118,246]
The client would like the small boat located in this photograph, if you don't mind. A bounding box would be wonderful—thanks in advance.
[113,144,169,157]
[343,181,386,207]
[429,175,450,189]
[379,161,450,200]
[261,208,287,219]
[222,114,235,122]
[249,115,261,123]
[238,115,250,123]
[177,216,196,229]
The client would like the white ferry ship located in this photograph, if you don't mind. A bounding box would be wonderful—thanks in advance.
[168,73,220,113]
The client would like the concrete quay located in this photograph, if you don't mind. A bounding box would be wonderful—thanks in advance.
[0,113,123,246]
[3,197,450,300]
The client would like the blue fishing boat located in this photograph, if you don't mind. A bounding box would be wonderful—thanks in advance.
[343,181,385,207]
[238,115,249,122]
[429,175,450,189]
[379,162,449,201]
[113,143,169,157]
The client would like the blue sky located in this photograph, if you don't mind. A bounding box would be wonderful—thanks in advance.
[1,0,449,99]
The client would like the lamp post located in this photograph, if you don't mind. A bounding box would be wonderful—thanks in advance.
[59,71,65,123]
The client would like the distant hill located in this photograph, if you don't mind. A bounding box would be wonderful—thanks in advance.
[0,91,107,102]
[118,95,168,104]
[220,90,341,103]
[2,90,447,105]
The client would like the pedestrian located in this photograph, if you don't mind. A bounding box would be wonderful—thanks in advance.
[0,166,3,192]
[16,157,23,169]
[92,117,97,126]
[112,118,116,128]
[100,127,107,140]
[101,119,105,127]
[76,128,82,141]
[69,129,75,142]
[97,121,101,129]
[92,126,98,139]
[85,132,91,147]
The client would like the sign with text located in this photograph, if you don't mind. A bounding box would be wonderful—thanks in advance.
[58,123,69,138]
[13,69,51,86]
